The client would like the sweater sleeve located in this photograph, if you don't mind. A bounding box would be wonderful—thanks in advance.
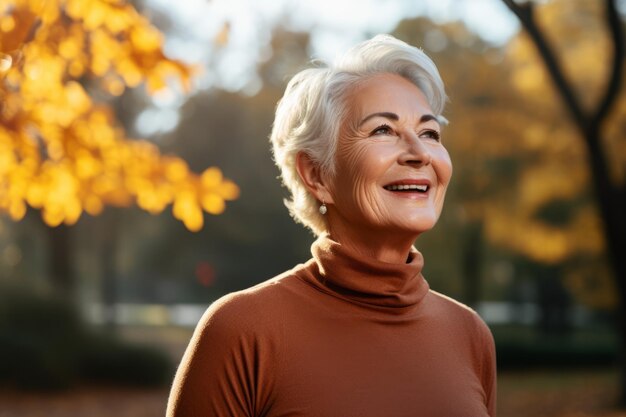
[479,318,497,417]
[166,295,268,417]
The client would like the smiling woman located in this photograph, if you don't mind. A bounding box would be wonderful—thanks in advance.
[301,72,453,262]
[167,34,496,417]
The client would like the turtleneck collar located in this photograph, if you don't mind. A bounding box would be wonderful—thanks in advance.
[301,234,429,312]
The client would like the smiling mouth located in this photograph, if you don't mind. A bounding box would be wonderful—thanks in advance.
[383,184,429,192]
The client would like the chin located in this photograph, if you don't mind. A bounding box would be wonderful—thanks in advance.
[411,224,436,235]
[402,214,439,235]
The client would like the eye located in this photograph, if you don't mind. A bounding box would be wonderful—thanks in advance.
[419,129,441,142]
[370,124,394,136]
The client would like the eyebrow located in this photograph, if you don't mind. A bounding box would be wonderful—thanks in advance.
[358,112,440,127]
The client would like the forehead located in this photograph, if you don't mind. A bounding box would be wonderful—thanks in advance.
[349,73,433,122]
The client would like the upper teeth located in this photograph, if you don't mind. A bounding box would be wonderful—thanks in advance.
[386,184,428,191]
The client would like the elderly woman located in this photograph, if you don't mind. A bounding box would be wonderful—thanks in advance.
[167,34,496,417]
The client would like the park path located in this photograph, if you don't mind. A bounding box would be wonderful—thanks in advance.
[0,370,624,417]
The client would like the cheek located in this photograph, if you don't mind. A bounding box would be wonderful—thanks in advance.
[334,141,377,190]
[332,144,390,216]
[330,145,367,205]
[434,148,453,186]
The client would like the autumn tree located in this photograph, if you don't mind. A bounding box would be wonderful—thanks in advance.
[394,17,571,303]
[0,0,238,293]
[393,0,623,329]
[499,0,626,403]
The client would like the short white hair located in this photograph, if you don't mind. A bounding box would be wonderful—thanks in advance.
[269,34,447,235]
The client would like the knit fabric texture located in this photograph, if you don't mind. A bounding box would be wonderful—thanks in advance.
[167,234,497,417]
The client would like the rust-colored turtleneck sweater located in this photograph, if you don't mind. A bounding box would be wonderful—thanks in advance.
[167,235,497,417]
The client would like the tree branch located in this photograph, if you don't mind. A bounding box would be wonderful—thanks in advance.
[591,0,624,129]
[501,0,587,133]
[501,0,533,21]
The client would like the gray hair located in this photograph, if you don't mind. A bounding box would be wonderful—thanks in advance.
[269,34,447,235]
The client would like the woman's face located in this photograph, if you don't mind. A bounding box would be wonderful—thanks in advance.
[325,73,452,239]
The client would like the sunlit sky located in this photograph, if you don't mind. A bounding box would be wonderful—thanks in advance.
[138,0,520,135]
[148,0,518,77]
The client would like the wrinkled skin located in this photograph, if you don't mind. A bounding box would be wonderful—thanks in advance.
[298,73,453,263]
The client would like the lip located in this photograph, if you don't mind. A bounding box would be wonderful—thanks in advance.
[382,178,433,199]
[383,179,432,188]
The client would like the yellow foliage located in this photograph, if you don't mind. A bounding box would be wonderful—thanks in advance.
[564,263,617,309]
[459,0,621,275]
[605,95,626,186]
[0,52,11,72]
[484,206,570,264]
[482,165,606,265]
[201,167,223,188]
[507,0,612,109]
[0,15,15,32]
[512,63,546,93]
[518,164,586,211]
[214,22,230,47]
[201,194,225,215]
[0,0,238,230]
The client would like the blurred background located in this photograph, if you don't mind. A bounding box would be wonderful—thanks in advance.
[1,0,625,416]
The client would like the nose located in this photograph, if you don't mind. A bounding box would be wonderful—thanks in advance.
[398,132,432,167]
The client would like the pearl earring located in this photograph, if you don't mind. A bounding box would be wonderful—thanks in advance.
[319,202,327,215]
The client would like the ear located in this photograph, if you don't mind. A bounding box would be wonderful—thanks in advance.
[295,152,335,205]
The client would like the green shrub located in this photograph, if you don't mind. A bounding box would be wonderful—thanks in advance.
[79,333,173,386]
[492,324,618,370]
[0,285,84,389]
[0,283,173,390]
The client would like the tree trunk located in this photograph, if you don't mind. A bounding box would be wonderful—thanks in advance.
[462,220,483,309]
[501,0,625,405]
[100,211,119,331]
[47,223,75,299]
[619,301,626,407]
[610,223,626,407]
[583,129,626,406]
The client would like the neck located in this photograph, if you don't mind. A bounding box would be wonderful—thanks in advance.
[306,234,429,311]
[326,223,419,264]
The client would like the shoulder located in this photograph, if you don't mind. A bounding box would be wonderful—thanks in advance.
[425,290,493,341]
[425,290,496,374]
[168,266,313,416]
[195,262,310,336]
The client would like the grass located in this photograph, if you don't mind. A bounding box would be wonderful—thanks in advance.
[491,324,618,370]
[498,368,621,417]
[1,324,624,416]
[0,368,622,417]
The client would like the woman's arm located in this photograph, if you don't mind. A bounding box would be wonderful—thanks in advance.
[480,319,497,417]
[166,297,257,417]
